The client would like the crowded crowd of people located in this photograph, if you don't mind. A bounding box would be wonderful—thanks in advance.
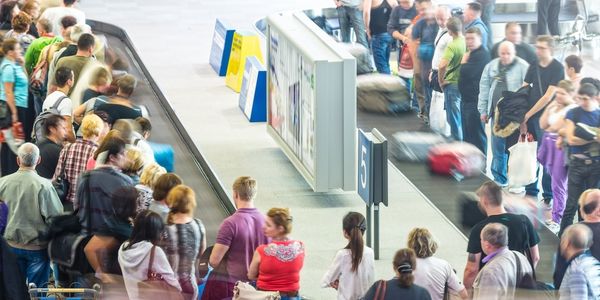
[0,0,598,299]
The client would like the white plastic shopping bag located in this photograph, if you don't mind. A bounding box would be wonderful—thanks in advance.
[429,91,450,137]
[507,134,538,188]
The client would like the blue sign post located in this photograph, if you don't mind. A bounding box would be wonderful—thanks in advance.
[239,56,267,122]
[209,19,235,76]
[358,128,387,260]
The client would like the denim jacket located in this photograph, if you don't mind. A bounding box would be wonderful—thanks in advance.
[478,57,529,116]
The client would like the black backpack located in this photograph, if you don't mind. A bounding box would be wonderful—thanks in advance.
[31,95,68,143]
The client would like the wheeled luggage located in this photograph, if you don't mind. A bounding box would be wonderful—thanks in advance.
[392,131,446,162]
[338,43,372,75]
[148,142,175,172]
[357,74,411,113]
[28,284,101,300]
[427,142,485,179]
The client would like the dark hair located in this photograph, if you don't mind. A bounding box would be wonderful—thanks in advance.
[124,210,165,250]
[467,2,482,12]
[60,15,77,30]
[0,1,17,24]
[102,134,127,163]
[111,186,138,221]
[63,0,77,6]
[55,66,73,87]
[135,117,152,134]
[43,114,65,137]
[465,27,482,37]
[446,17,462,34]
[0,38,18,60]
[476,180,503,207]
[343,212,366,273]
[393,248,416,288]
[77,33,95,51]
[153,173,183,201]
[579,83,599,98]
[93,110,110,124]
[565,55,583,73]
[536,35,555,49]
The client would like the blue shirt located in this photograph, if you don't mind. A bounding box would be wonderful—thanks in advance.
[566,107,600,156]
[411,18,438,45]
[0,59,29,108]
[465,18,489,50]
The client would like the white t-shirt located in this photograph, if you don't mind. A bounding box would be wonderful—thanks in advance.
[40,6,86,36]
[321,247,375,300]
[413,256,465,300]
[43,91,73,116]
[432,28,453,71]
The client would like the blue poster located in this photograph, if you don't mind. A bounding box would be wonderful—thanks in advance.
[209,19,235,76]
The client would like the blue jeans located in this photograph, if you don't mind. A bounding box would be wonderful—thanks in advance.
[337,6,369,49]
[490,117,508,185]
[443,83,463,141]
[10,247,51,288]
[371,33,392,74]
[461,101,487,156]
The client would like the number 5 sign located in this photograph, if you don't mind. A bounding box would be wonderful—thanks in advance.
[357,129,388,207]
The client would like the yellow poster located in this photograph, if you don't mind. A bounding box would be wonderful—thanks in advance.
[225,31,263,93]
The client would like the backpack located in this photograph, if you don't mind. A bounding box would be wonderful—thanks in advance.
[31,95,68,143]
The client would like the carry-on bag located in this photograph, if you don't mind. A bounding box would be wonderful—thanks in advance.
[392,131,446,162]
[507,133,537,188]
[427,142,485,179]
[357,74,411,113]
[148,142,175,172]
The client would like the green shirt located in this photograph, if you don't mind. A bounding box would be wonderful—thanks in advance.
[441,36,466,84]
[0,170,63,249]
[24,36,62,74]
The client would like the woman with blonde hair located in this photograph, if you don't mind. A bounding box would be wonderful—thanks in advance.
[159,185,206,300]
[123,147,144,184]
[407,228,467,300]
[135,163,166,213]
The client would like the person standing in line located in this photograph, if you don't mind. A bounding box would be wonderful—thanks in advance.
[334,0,369,49]
[537,0,561,36]
[35,114,68,179]
[459,27,491,155]
[478,41,529,187]
[387,0,417,48]
[490,22,537,65]
[363,0,397,74]
[321,212,375,299]
[428,5,452,136]
[463,2,490,50]
[564,55,584,90]
[202,176,270,300]
[438,17,466,141]
[476,0,495,49]
[557,224,600,300]
[411,5,438,124]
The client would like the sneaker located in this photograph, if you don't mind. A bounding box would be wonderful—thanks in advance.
[546,220,560,234]
[575,122,599,141]
[538,199,552,211]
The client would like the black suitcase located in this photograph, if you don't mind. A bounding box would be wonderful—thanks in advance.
[459,192,486,228]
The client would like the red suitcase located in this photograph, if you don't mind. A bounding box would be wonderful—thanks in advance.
[427,142,485,179]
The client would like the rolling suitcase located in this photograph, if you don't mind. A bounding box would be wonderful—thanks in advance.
[148,142,175,172]
[357,74,411,113]
[427,142,485,179]
[392,131,446,162]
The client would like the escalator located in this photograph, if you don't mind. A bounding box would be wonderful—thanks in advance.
[87,20,233,242]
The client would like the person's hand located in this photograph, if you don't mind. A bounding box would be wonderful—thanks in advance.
[461,52,470,64]
[519,122,528,134]
[330,280,339,290]
[401,36,409,44]
[480,114,489,123]
[556,136,563,149]
[11,113,18,122]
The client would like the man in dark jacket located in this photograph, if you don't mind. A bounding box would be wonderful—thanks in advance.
[459,27,490,154]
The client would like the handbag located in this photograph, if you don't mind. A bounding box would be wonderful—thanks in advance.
[399,44,413,70]
[430,70,443,93]
[232,281,280,300]
[137,245,184,300]
[418,43,435,61]
[507,133,538,188]
[373,280,387,300]
[53,143,72,203]
[0,100,12,129]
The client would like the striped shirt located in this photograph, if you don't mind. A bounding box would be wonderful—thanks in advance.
[559,252,600,300]
[52,139,98,207]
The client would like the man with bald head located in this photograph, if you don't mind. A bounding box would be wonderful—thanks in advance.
[491,22,537,65]
[557,224,600,299]
[478,41,529,186]
[428,5,453,135]
[0,142,63,288]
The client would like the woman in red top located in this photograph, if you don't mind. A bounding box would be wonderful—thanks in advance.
[248,207,304,299]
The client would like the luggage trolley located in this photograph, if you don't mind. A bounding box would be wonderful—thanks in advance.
[29,284,101,300]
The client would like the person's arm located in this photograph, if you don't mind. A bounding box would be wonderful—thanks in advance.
[529,244,540,267]
[321,250,344,288]
[63,115,75,142]
[209,242,230,268]
[565,119,592,146]
[73,102,87,125]
[363,0,372,38]
[39,185,64,221]
[247,250,260,281]
[438,58,449,88]
[478,63,492,122]
[524,85,557,122]
[463,252,481,290]
[388,9,410,43]
[200,223,207,256]
[153,247,182,291]
[539,102,556,130]
[3,82,18,123]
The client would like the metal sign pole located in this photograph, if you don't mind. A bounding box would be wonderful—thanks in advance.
[366,204,372,248]
[374,203,380,260]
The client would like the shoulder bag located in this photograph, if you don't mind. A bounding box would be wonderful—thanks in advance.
[373,280,387,300]
[52,142,72,203]
[232,281,280,300]
[137,245,184,300]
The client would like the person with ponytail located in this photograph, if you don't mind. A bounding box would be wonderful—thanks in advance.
[158,184,206,300]
[247,207,304,299]
[363,248,432,299]
[321,212,375,299]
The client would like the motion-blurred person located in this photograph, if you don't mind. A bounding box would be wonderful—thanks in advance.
[538,80,577,232]
[472,223,533,300]
[35,114,68,179]
[148,173,183,222]
[248,208,305,298]
[476,0,495,49]
[438,17,465,141]
[428,5,452,136]
[135,163,166,213]
[40,0,85,37]
[0,143,63,288]
[0,0,19,33]
[557,224,600,299]
[519,35,564,203]
[463,2,489,50]
[0,39,33,176]
[321,212,375,299]
[559,83,600,234]
[43,66,75,141]
[554,189,600,288]
[463,181,540,289]
[490,22,536,64]
[478,41,529,187]
[4,11,35,54]
[411,5,438,123]
[24,18,61,75]
[388,0,417,63]
[119,211,181,299]
[52,114,104,210]
[459,27,490,155]
[203,176,269,300]
[81,65,111,103]
[334,0,368,49]
[363,0,397,74]
[22,0,41,38]
[96,74,143,125]
[53,32,94,92]
[537,0,560,36]
[131,117,155,165]
[160,185,207,300]
[564,55,583,90]
[123,147,144,184]
[363,248,431,299]
[408,228,468,300]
